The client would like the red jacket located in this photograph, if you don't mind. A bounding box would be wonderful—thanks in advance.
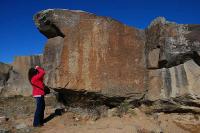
[31,67,45,96]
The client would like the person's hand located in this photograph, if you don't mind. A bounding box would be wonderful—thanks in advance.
[35,66,39,69]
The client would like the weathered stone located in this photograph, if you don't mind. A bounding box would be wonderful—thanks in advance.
[43,36,64,87]
[1,70,31,96]
[147,60,200,101]
[34,9,146,98]
[12,55,43,78]
[107,108,119,117]
[147,48,160,68]
[0,55,43,96]
[184,60,200,95]
[146,69,163,101]
[15,123,27,130]
[146,17,200,68]
[145,17,200,113]
[0,63,11,74]
[0,63,11,85]
[0,63,11,94]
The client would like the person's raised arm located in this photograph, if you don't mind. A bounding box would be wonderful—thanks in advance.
[31,66,45,83]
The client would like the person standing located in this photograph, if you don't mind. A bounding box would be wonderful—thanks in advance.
[28,66,46,127]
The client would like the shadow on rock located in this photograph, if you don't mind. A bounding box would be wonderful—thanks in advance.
[52,88,127,108]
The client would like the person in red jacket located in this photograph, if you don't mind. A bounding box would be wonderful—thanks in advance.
[28,66,45,127]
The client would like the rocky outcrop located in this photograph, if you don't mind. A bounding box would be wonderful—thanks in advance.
[147,60,200,100]
[0,63,12,93]
[146,17,200,69]
[34,9,146,99]
[1,9,200,115]
[33,10,200,114]
[145,17,200,113]
[146,17,200,100]
[0,55,43,96]
[12,55,43,78]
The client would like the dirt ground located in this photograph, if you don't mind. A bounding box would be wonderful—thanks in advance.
[1,96,200,133]
[36,108,200,133]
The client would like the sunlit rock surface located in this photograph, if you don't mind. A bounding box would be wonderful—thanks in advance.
[0,55,43,96]
[34,9,146,98]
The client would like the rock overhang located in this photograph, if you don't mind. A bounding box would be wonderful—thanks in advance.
[33,9,132,39]
[33,8,146,99]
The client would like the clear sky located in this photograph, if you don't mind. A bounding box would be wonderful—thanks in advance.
[0,0,200,63]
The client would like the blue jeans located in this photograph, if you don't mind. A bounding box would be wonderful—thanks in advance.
[33,96,45,126]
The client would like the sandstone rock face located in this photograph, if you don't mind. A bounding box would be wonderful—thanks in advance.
[34,9,146,98]
[33,10,200,112]
[146,17,200,68]
[0,55,43,96]
[43,36,64,88]
[0,62,11,93]
[12,55,43,78]
[147,60,200,101]
[146,17,200,111]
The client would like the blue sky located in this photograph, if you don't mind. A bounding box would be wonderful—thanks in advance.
[0,0,200,63]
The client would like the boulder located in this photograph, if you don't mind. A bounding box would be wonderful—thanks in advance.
[145,17,200,113]
[34,9,146,98]
[33,10,200,113]
[146,60,200,101]
[146,17,200,68]
[146,17,200,104]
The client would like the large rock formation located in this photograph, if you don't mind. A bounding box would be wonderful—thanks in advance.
[34,9,146,98]
[0,55,43,96]
[12,55,43,78]
[1,9,200,114]
[146,17,200,69]
[145,17,200,113]
[146,17,200,100]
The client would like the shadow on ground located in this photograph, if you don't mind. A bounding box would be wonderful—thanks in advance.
[44,108,65,123]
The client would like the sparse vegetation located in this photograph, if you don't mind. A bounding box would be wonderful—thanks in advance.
[117,100,131,116]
